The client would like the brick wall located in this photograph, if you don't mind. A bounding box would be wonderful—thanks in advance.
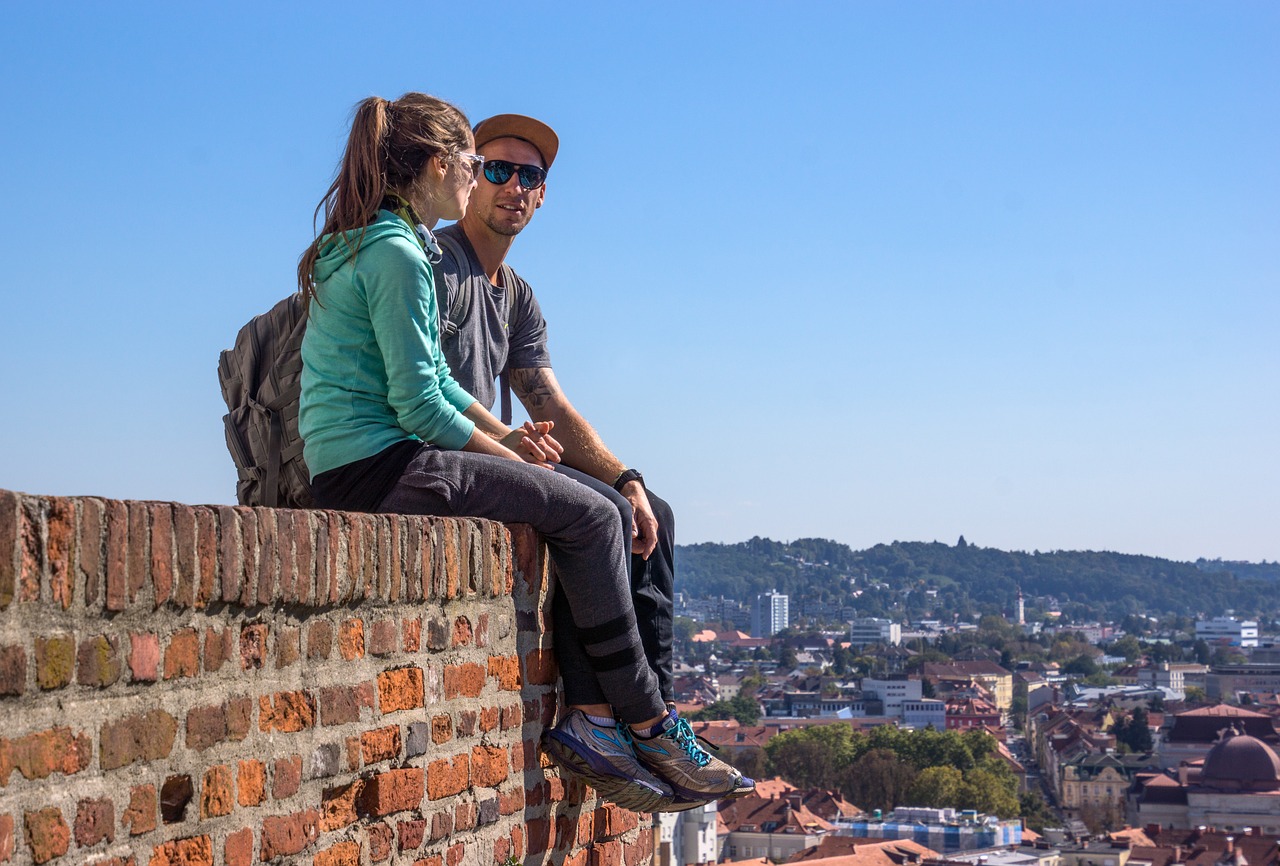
[0,489,656,866]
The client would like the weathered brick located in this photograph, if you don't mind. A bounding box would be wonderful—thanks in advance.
[217,505,242,603]
[452,616,472,647]
[73,797,114,847]
[478,797,498,825]
[277,511,298,603]
[0,726,91,784]
[77,497,104,608]
[526,817,551,855]
[594,802,639,838]
[501,702,521,730]
[625,828,654,866]
[378,666,424,714]
[403,617,422,652]
[360,767,425,817]
[276,625,301,669]
[224,827,254,866]
[160,775,193,823]
[309,742,341,779]
[203,625,233,673]
[172,504,196,608]
[427,753,469,800]
[370,618,398,656]
[426,614,448,650]
[296,512,315,605]
[524,648,558,685]
[480,706,499,732]
[259,690,315,733]
[163,628,200,680]
[105,499,128,611]
[339,618,365,660]
[0,644,25,696]
[237,507,259,607]
[128,632,159,682]
[148,502,174,607]
[315,840,361,866]
[457,710,477,738]
[488,654,521,691]
[319,684,364,726]
[362,725,401,764]
[406,722,430,758]
[260,809,319,860]
[443,662,485,699]
[454,801,477,832]
[320,779,363,831]
[238,759,266,806]
[399,818,426,852]
[122,784,157,835]
[499,786,525,816]
[186,703,227,750]
[227,695,252,740]
[34,634,74,690]
[255,507,276,605]
[471,744,509,787]
[100,709,177,770]
[23,807,70,864]
[47,497,74,610]
[273,754,302,800]
[240,622,267,671]
[194,506,217,607]
[590,839,623,866]
[430,810,453,843]
[200,765,234,818]
[149,835,212,866]
[476,612,490,648]
[0,813,13,862]
[344,735,361,771]
[389,517,404,602]
[76,634,121,687]
[307,619,333,659]
[126,501,148,603]
[432,714,453,744]
[369,821,393,862]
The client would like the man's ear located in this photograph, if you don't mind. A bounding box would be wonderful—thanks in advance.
[534,183,547,209]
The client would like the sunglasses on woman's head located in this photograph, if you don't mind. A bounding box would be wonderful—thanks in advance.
[483,160,547,191]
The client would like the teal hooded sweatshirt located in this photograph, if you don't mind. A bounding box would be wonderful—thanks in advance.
[299,211,477,478]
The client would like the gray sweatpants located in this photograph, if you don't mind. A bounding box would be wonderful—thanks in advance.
[377,446,666,724]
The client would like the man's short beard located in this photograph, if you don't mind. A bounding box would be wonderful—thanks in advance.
[483,212,527,238]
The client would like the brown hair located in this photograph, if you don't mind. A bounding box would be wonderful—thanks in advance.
[297,92,471,303]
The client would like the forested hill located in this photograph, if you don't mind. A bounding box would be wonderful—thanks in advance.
[674,537,1280,623]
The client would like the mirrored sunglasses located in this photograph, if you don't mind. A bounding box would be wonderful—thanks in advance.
[483,159,547,191]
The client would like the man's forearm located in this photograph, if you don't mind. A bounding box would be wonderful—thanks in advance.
[512,367,626,484]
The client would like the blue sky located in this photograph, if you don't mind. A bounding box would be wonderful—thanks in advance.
[1,3,1275,563]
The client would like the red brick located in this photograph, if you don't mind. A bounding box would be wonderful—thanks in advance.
[378,666,424,714]
[275,625,301,669]
[122,784,157,835]
[590,839,623,866]
[427,753,469,800]
[0,726,91,784]
[487,654,521,691]
[104,500,127,611]
[34,634,74,690]
[47,498,74,610]
[526,818,551,855]
[476,612,490,648]
[126,501,148,603]
[319,683,372,726]
[73,797,114,847]
[471,744,509,787]
[321,780,363,831]
[417,856,444,866]
[273,755,302,800]
[186,703,227,750]
[0,813,13,862]
[403,617,422,652]
[238,507,259,607]
[362,725,402,764]
[369,821,393,862]
[480,706,499,732]
[195,506,217,607]
[260,809,319,860]
[128,632,159,682]
[625,828,654,866]
[457,710,477,738]
[255,507,276,605]
[217,505,242,604]
[447,842,465,866]
[0,494,17,608]
[224,827,254,866]
[339,618,365,660]
[172,504,196,608]
[389,518,403,602]
[454,801,477,831]
[277,511,298,603]
[452,616,472,647]
[432,714,453,744]
[149,835,213,866]
[240,622,267,670]
[501,703,521,730]
[100,709,177,769]
[426,614,448,650]
[344,736,361,772]
[315,841,361,866]
[499,787,525,815]
[359,767,425,816]
[296,513,315,605]
[23,807,69,864]
[238,759,266,806]
[443,662,485,699]
[0,644,25,696]
[494,836,512,865]
[307,619,333,659]
[227,696,252,741]
[200,764,234,818]
[430,810,453,843]
[163,628,200,679]
[76,634,121,687]
[77,497,104,608]
[258,690,315,732]
[594,803,639,837]
[524,648,558,685]
[399,818,426,852]
[148,502,174,607]
[203,625,233,672]
[370,618,398,656]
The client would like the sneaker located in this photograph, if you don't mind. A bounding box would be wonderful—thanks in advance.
[627,710,756,802]
[542,710,675,812]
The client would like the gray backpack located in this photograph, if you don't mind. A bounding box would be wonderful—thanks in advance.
[217,293,314,509]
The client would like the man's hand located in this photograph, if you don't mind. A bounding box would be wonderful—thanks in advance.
[500,420,563,469]
[622,480,659,559]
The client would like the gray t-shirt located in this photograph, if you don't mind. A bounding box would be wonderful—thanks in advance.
[432,224,552,411]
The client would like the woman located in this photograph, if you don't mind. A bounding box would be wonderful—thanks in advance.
[297,92,751,811]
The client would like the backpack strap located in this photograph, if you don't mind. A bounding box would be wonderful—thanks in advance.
[434,232,472,337]
[496,263,518,427]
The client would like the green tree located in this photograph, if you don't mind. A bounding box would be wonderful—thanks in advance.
[765,724,860,790]
[959,768,1019,818]
[845,749,918,813]
[905,765,964,808]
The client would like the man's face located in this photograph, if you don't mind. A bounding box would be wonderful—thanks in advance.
[467,137,547,238]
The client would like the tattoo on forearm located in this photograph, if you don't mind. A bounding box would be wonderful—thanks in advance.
[511,368,556,410]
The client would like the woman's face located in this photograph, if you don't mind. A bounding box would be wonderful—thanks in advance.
[439,138,481,222]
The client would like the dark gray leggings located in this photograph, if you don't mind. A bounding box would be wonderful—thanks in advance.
[377,446,666,723]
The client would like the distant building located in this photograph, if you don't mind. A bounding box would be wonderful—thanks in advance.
[752,591,789,638]
[656,802,717,866]
[835,807,1021,852]
[1158,704,1280,769]
[1137,727,1280,832]
[862,677,923,718]
[923,661,1014,711]
[902,698,947,730]
[1197,616,1260,648]
[851,618,902,648]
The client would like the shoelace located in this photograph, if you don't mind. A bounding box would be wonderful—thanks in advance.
[670,718,711,767]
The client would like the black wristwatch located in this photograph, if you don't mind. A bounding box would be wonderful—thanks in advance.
[613,469,644,492]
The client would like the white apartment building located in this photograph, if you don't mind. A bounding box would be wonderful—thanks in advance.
[861,677,922,718]
[752,591,790,638]
[850,617,902,648]
[1196,616,1259,648]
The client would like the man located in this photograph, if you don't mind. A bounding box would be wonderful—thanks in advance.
[433,115,751,806]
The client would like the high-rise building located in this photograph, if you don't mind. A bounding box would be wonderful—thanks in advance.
[850,617,901,648]
[751,591,789,637]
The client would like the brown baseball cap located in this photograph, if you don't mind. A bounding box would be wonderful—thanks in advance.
[472,114,559,170]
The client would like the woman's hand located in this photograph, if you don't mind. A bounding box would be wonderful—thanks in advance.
[501,420,563,469]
